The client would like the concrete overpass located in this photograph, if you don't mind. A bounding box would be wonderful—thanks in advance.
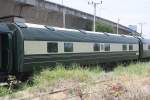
[0,0,140,35]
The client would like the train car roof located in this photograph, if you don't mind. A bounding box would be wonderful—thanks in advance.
[0,23,11,33]
[21,23,138,44]
[0,22,139,44]
[141,38,150,44]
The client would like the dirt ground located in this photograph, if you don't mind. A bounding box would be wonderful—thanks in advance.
[1,73,150,100]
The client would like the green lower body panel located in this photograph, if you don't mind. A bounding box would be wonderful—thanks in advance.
[142,50,150,58]
[22,51,139,72]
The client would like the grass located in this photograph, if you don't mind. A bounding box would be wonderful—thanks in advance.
[114,62,150,77]
[29,62,150,88]
[0,62,150,98]
[0,87,10,97]
[32,64,103,86]
[0,64,103,97]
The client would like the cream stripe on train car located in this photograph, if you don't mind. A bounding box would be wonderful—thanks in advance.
[24,41,139,55]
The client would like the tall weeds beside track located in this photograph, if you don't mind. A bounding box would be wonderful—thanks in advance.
[1,62,150,99]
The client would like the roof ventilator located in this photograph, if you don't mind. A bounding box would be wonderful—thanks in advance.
[78,29,87,34]
[121,34,126,37]
[45,26,55,31]
[104,32,109,36]
[15,22,27,28]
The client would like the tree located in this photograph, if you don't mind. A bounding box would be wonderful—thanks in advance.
[95,20,113,33]
[84,21,93,31]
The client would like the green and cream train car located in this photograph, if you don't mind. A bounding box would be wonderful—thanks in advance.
[0,22,141,78]
[140,39,150,58]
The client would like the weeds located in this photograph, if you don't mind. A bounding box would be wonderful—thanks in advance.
[0,87,10,96]
[0,62,150,98]
[32,64,102,86]
[114,62,150,77]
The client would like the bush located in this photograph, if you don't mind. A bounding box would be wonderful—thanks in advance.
[32,64,103,86]
[96,20,113,33]
[0,87,10,96]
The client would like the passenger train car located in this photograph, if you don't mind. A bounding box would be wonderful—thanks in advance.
[0,17,150,80]
[140,39,150,58]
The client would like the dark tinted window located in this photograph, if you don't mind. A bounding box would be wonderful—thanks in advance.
[122,44,127,51]
[47,42,58,53]
[94,43,100,51]
[148,45,150,50]
[101,44,104,51]
[105,44,110,51]
[64,43,73,52]
[129,44,133,51]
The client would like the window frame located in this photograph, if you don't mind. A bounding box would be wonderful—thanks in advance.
[122,44,127,51]
[47,42,58,53]
[101,43,104,51]
[93,43,100,52]
[129,44,133,51]
[64,42,74,52]
[148,45,150,50]
[104,43,110,52]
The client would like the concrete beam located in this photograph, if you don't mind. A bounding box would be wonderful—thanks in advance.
[0,0,140,35]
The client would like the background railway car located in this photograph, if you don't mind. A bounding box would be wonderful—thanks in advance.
[0,21,140,77]
[140,38,150,58]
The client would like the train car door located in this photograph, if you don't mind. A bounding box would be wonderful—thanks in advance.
[0,33,12,74]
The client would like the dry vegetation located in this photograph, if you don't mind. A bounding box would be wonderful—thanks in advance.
[1,62,150,100]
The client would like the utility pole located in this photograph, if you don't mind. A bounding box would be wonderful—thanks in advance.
[62,0,66,28]
[138,22,146,35]
[117,17,120,34]
[88,1,103,32]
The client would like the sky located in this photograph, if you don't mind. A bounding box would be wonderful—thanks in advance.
[46,0,150,38]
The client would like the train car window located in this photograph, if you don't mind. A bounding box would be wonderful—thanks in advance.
[122,44,127,51]
[94,43,100,51]
[104,44,110,51]
[148,45,150,50]
[101,44,104,51]
[129,44,133,51]
[47,42,58,53]
[64,43,73,52]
